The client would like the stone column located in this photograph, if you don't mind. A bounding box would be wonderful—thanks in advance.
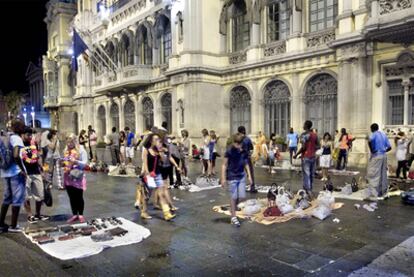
[57,56,72,105]
[105,101,111,137]
[250,81,259,135]
[337,60,353,129]
[153,95,160,127]
[403,80,410,126]
[291,72,302,131]
[291,2,302,35]
[118,97,125,131]
[251,23,260,46]
[134,95,141,134]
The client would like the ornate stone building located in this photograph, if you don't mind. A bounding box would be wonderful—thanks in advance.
[43,0,414,166]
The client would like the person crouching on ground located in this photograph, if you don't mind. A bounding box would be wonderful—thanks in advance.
[22,127,49,223]
[141,133,176,221]
[62,134,88,223]
[221,134,252,227]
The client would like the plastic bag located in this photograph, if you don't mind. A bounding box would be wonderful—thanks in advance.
[341,184,353,195]
[278,203,294,215]
[243,199,262,216]
[312,205,331,220]
[317,191,335,207]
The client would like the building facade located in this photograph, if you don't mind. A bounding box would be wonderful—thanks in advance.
[26,60,51,128]
[43,0,414,166]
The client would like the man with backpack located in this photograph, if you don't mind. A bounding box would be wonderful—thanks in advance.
[0,120,27,233]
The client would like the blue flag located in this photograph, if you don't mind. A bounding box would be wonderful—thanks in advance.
[71,30,89,71]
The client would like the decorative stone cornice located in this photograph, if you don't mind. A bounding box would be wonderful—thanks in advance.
[337,42,369,61]
[379,0,412,15]
[229,52,247,65]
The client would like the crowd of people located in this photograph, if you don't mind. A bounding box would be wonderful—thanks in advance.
[0,115,398,231]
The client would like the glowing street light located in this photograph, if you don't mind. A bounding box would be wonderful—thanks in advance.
[23,107,27,125]
[30,106,35,128]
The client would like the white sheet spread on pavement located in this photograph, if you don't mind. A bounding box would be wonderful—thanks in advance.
[24,217,151,260]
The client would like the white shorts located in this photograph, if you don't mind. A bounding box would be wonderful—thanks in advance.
[320,155,331,168]
[26,174,44,202]
[126,147,135,158]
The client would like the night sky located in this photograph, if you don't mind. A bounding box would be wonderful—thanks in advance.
[0,0,48,94]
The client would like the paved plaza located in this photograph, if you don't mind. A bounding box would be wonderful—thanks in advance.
[0,159,413,276]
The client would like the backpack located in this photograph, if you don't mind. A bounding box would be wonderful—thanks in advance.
[0,134,14,170]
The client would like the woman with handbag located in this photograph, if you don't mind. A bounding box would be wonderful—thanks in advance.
[141,133,176,221]
[62,134,88,223]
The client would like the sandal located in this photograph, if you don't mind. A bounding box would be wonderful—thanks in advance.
[231,217,241,227]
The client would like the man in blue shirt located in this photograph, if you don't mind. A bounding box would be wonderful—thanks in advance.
[221,133,252,227]
[124,127,135,165]
[237,126,256,193]
[367,123,391,198]
[286,127,299,165]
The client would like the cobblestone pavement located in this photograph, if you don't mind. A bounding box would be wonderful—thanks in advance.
[0,157,413,276]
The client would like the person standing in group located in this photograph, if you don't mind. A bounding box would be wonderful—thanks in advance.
[294,120,319,199]
[367,123,392,198]
[125,127,135,165]
[320,132,333,181]
[336,128,355,171]
[21,127,49,224]
[87,125,97,162]
[395,131,411,179]
[286,127,299,165]
[158,122,169,142]
[44,130,64,190]
[119,130,126,165]
[108,127,121,166]
[141,133,176,221]
[221,133,253,227]
[40,129,50,162]
[209,130,220,176]
[267,133,277,173]
[79,130,87,149]
[168,136,183,188]
[180,130,191,178]
[253,131,266,163]
[237,126,257,193]
[62,134,88,223]
[201,129,211,176]
[0,120,27,233]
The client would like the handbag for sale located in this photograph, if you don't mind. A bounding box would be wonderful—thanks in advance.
[69,169,84,181]
[263,206,282,217]
[43,183,53,207]
[351,177,359,192]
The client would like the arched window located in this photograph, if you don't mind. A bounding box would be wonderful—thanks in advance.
[156,15,172,64]
[267,0,290,42]
[264,80,291,137]
[97,105,106,137]
[230,86,251,134]
[309,0,338,32]
[137,25,152,65]
[305,73,337,133]
[110,102,120,131]
[124,99,136,132]
[230,0,250,52]
[142,97,154,131]
[105,40,118,65]
[120,33,133,66]
[161,93,172,132]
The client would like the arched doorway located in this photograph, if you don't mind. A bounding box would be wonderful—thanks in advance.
[161,93,172,132]
[142,97,154,131]
[124,99,136,132]
[110,102,120,131]
[305,73,337,133]
[230,86,251,134]
[264,80,291,137]
[97,105,106,138]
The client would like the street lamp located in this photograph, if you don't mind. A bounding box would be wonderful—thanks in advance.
[23,108,27,125]
[30,106,35,128]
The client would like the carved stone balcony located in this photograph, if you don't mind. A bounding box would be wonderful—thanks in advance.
[305,28,336,48]
[93,65,155,93]
[263,40,286,57]
[229,51,247,65]
[364,0,414,44]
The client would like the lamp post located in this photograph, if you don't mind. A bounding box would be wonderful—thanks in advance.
[30,106,35,128]
[23,107,27,125]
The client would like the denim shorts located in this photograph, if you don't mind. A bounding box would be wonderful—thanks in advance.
[228,176,246,200]
[3,174,26,206]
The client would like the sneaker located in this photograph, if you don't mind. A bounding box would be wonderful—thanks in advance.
[8,225,23,233]
[35,215,50,221]
[67,215,79,223]
[27,216,39,224]
[231,217,241,227]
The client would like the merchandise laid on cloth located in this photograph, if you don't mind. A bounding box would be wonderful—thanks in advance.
[179,176,220,192]
[87,161,109,173]
[24,217,151,260]
[212,190,344,226]
[107,165,140,177]
[332,180,403,201]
